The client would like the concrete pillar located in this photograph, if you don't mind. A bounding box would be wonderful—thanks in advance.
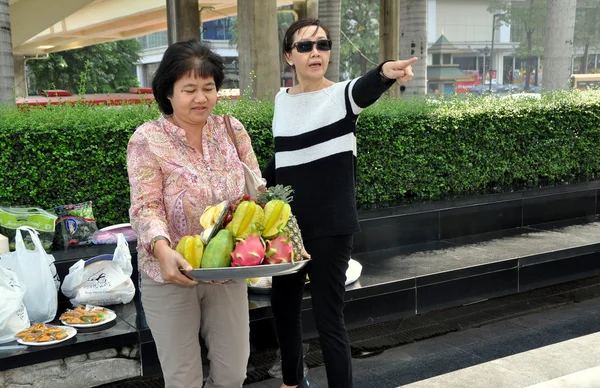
[399,0,428,97]
[379,0,400,97]
[0,0,15,105]
[293,0,318,20]
[238,0,280,100]
[13,55,26,97]
[166,0,200,45]
[543,0,577,91]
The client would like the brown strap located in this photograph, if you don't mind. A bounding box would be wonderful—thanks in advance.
[223,115,241,158]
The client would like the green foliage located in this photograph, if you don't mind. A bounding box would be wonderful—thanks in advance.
[488,0,547,58]
[340,0,380,79]
[1,91,599,227]
[574,0,600,72]
[27,39,142,95]
[488,0,547,90]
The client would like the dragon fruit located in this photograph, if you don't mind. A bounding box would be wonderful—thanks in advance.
[264,234,294,264]
[231,234,265,267]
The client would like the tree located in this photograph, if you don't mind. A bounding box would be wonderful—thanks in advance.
[575,0,600,73]
[340,0,379,80]
[0,0,14,105]
[27,39,142,95]
[544,0,577,91]
[489,0,547,90]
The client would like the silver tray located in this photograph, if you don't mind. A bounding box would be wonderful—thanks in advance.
[187,260,310,281]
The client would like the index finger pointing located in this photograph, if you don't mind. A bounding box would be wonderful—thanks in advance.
[398,57,418,67]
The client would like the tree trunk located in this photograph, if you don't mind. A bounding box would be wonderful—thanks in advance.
[582,43,589,73]
[318,0,342,82]
[525,32,533,91]
[399,0,428,97]
[0,0,15,105]
[543,0,577,91]
[360,55,367,76]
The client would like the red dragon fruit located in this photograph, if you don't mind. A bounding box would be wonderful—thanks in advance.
[264,234,294,264]
[231,234,265,267]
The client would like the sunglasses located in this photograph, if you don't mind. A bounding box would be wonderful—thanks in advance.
[291,39,332,53]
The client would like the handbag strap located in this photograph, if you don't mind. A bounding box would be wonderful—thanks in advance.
[223,115,241,159]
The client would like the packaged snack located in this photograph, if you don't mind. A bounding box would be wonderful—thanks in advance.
[0,206,57,252]
[54,201,99,248]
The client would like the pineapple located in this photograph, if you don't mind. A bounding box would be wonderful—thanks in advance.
[258,185,307,260]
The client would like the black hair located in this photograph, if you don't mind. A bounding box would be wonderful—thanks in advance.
[282,18,331,55]
[152,40,224,115]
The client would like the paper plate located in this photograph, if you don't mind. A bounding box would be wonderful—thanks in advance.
[17,326,77,347]
[61,309,117,328]
[187,260,310,281]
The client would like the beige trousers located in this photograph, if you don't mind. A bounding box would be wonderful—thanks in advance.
[141,274,250,388]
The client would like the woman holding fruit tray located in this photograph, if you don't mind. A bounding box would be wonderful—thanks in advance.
[127,40,265,388]
[263,19,418,388]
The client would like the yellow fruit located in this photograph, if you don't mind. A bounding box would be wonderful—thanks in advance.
[231,201,264,239]
[261,200,291,238]
[175,235,204,268]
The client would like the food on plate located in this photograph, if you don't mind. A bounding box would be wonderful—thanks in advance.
[260,199,291,238]
[201,229,234,268]
[59,305,108,324]
[256,185,305,258]
[194,185,307,271]
[247,277,272,287]
[229,201,264,239]
[15,323,70,343]
[199,200,228,243]
[264,234,294,264]
[176,234,204,268]
[231,234,265,267]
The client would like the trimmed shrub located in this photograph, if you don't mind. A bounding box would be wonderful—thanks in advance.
[1,91,599,227]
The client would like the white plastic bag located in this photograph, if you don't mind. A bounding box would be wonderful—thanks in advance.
[61,233,135,306]
[0,266,30,344]
[0,226,58,323]
[345,258,363,286]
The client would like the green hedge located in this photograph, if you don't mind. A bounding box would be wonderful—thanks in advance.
[1,91,599,227]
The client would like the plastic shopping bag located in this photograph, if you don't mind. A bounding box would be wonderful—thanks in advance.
[0,266,30,344]
[0,226,58,323]
[61,233,135,306]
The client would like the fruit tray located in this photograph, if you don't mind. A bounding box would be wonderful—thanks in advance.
[186,260,310,281]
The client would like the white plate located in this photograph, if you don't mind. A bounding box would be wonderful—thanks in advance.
[60,309,117,328]
[188,260,310,281]
[17,326,77,346]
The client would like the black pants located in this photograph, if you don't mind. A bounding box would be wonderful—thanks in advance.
[271,234,353,388]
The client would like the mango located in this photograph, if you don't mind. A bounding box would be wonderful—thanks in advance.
[201,229,234,268]
[175,235,204,269]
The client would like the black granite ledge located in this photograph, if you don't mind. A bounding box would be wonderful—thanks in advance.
[4,181,600,375]
[0,305,139,371]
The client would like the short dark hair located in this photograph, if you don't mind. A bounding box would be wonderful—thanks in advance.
[282,18,331,55]
[152,40,225,115]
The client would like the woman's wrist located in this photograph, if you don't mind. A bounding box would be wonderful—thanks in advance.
[150,235,170,255]
[378,61,395,83]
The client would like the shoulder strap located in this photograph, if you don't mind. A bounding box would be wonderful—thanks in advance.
[223,115,241,158]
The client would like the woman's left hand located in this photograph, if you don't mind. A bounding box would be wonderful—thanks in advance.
[382,57,419,83]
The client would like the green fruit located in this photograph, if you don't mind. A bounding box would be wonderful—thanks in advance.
[201,229,234,268]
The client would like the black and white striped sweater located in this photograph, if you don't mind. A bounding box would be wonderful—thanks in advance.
[263,65,395,242]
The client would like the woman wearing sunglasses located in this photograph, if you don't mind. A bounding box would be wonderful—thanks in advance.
[262,19,418,388]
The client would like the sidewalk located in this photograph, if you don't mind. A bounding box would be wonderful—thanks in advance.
[246,285,600,388]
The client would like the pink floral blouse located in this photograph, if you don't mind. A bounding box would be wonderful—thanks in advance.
[127,114,265,283]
